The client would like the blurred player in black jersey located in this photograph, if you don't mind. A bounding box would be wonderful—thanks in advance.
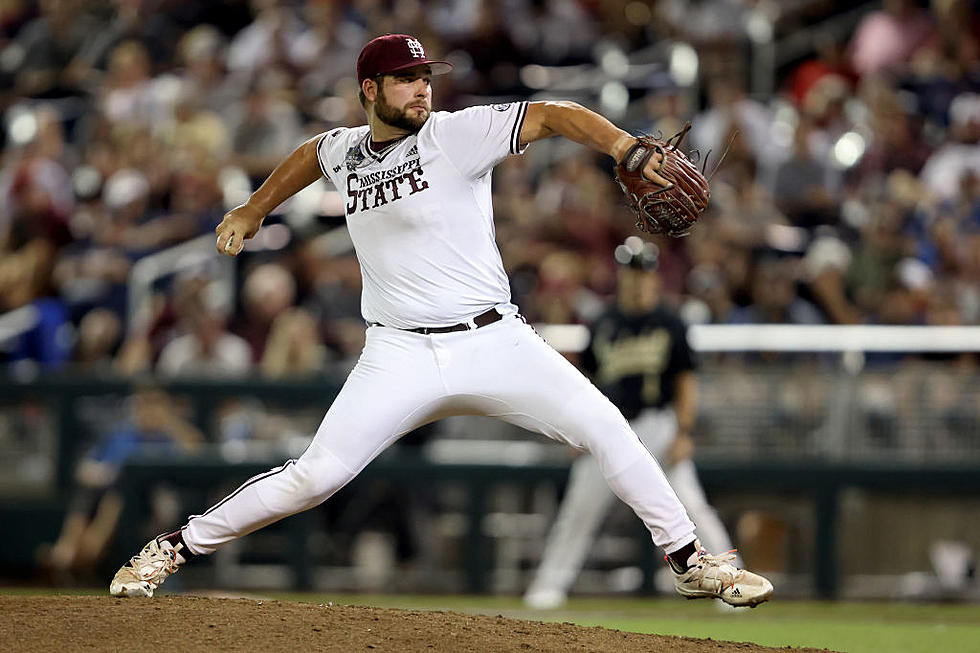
[525,236,739,609]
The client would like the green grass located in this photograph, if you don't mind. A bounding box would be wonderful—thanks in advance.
[266,593,980,653]
[4,588,979,653]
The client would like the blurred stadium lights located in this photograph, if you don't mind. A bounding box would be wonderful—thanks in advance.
[831,131,866,169]
[599,81,630,119]
[520,64,551,90]
[596,44,630,79]
[7,105,37,146]
[668,43,698,87]
[764,224,809,254]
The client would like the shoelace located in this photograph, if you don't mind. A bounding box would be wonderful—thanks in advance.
[694,548,739,590]
[128,542,178,583]
[697,548,738,567]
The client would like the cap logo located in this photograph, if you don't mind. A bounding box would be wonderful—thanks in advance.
[406,37,425,59]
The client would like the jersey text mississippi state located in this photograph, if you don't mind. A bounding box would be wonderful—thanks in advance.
[346,162,430,214]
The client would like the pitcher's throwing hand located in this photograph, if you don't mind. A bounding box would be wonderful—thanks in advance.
[215,204,264,257]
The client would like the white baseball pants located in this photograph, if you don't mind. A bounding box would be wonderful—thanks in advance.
[182,314,696,556]
[525,408,738,600]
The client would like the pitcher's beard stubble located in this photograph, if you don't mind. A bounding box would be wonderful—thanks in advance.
[376,88,429,133]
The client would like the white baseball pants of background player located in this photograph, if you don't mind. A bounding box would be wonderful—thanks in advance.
[525,407,738,607]
[181,312,697,560]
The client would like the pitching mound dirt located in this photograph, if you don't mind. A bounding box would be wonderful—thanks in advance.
[2,595,834,652]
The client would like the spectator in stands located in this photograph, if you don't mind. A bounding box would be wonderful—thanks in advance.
[166,151,226,235]
[531,250,596,324]
[173,25,242,119]
[297,247,362,322]
[293,247,367,370]
[4,0,96,98]
[848,202,910,320]
[237,262,297,362]
[100,167,202,257]
[685,262,736,325]
[803,232,863,325]
[226,73,303,181]
[659,0,749,49]
[156,278,251,378]
[856,79,933,182]
[225,0,303,75]
[71,307,123,374]
[849,0,934,78]
[0,0,976,386]
[444,0,525,96]
[52,171,133,320]
[260,307,327,379]
[772,118,838,228]
[42,385,202,580]
[160,82,231,160]
[730,257,824,325]
[0,108,74,249]
[691,77,775,172]
[785,31,857,115]
[712,158,788,248]
[97,40,160,127]
[0,119,72,368]
[919,93,980,202]
[289,0,365,107]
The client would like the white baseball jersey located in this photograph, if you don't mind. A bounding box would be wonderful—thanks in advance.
[315,102,528,328]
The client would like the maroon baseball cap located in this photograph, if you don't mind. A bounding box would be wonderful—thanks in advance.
[356,34,453,84]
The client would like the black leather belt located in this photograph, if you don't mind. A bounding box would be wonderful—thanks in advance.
[370,308,503,335]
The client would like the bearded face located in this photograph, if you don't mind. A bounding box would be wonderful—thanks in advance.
[373,77,431,133]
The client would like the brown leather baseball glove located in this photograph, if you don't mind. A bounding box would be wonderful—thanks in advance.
[614,123,710,238]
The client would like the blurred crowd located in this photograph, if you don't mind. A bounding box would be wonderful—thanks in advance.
[0,0,977,379]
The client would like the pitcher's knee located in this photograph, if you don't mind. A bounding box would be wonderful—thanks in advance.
[288,455,356,510]
[576,411,639,453]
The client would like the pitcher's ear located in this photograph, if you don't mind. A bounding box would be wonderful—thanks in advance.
[362,76,380,103]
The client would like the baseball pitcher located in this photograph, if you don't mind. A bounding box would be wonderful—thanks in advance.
[110,34,772,607]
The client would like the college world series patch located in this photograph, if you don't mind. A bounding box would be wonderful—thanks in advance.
[345,145,366,171]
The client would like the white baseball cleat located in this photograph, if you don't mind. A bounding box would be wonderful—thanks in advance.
[109,537,185,597]
[671,541,773,607]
